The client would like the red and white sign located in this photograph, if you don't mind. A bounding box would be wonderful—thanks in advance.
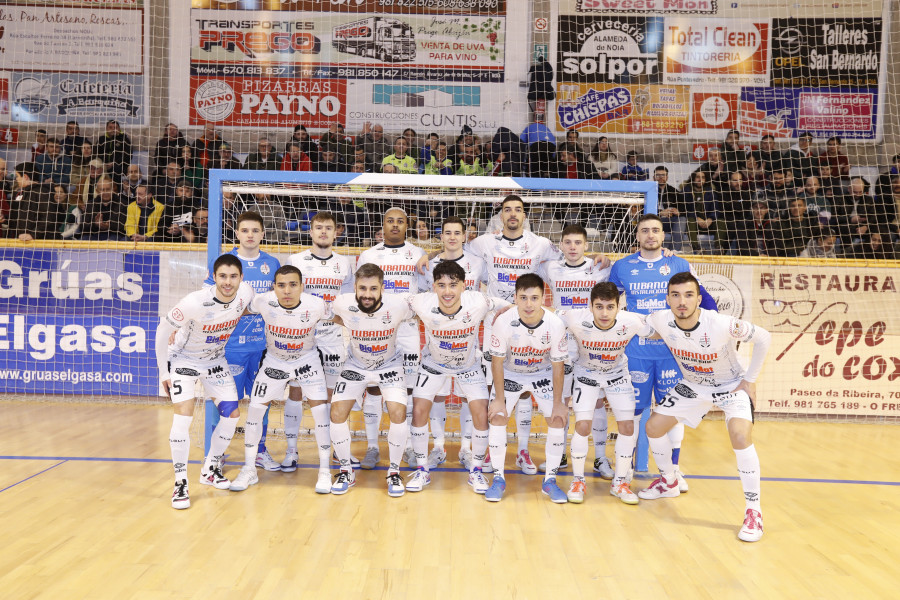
[691,92,738,130]
[738,99,792,138]
[664,20,769,86]
[0,128,18,145]
[691,143,716,161]
[798,92,875,133]
[189,78,346,128]
[534,17,548,31]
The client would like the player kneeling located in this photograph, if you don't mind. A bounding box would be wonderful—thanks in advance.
[229,266,332,494]
[637,273,771,543]
[560,282,647,504]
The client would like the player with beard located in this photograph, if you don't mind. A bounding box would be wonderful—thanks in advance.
[357,208,426,470]
[328,264,417,497]
[637,273,771,543]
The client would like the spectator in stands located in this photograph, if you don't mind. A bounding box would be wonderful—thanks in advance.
[466,222,478,242]
[402,128,422,168]
[0,157,11,233]
[556,142,597,179]
[654,166,690,253]
[244,137,281,171]
[776,196,821,257]
[693,170,728,253]
[693,146,728,189]
[882,174,900,239]
[61,121,86,157]
[352,145,375,173]
[360,122,392,168]
[831,176,876,247]
[682,170,719,252]
[720,129,746,174]
[324,194,369,243]
[73,158,107,209]
[69,142,96,192]
[244,192,288,243]
[852,228,897,260]
[281,141,312,172]
[153,161,182,206]
[383,137,418,174]
[738,198,777,257]
[718,171,754,255]
[621,150,648,181]
[420,133,441,165]
[172,180,200,216]
[589,137,619,179]
[741,153,768,192]
[786,131,818,183]
[30,130,47,160]
[411,218,440,250]
[286,124,319,166]
[565,129,587,155]
[316,144,349,172]
[184,208,209,243]
[212,143,243,170]
[35,138,72,186]
[192,123,224,170]
[797,176,829,222]
[759,169,796,212]
[81,177,126,240]
[519,120,556,147]
[455,137,491,176]
[319,122,353,163]
[121,164,147,200]
[750,134,783,174]
[95,119,132,182]
[8,162,64,241]
[875,154,900,202]
[800,227,838,259]
[179,145,206,192]
[57,184,83,240]
[125,184,166,242]
[819,136,851,183]
[489,127,526,176]
[373,227,385,244]
[152,123,187,177]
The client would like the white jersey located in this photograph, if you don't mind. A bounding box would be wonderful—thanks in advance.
[561,309,648,375]
[288,249,354,348]
[467,231,561,302]
[419,250,487,292]
[540,258,611,310]
[489,307,568,375]
[248,291,328,362]
[165,282,255,366]
[357,242,425,295]
[332,293,415,371]
[409,291,508,374]
[646,308,771,389]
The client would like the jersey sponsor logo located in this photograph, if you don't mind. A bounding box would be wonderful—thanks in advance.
[503,379,523,392]
[359,343,388,354]
[322,353,342,363]
[268,300,279,307]
[229,365,244,375]
[582,340,629,350]
[174,367,200,377]
[497,273,519,283]
[274,340,306,351]
[588,352,620,362]
[439,340,468,351]
[514,357,543,367]
[534,377,550,389]
[384,281,410,291]
[340,369,364,381]
[636,298,666,310]
[661,369,679,379]
[202,318,239,333]
[206,334,229,343]
[560,296,589,307]
[203,301,215,307]
[672,348,717,361]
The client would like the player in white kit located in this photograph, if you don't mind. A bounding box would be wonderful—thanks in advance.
[286,211,358,472]
[419,216,487,471]
[155,254,255,509]
[559,282,647,504]
[537,223,613,477]
[357,208,426,469]
[637,272,771,543]
[328,263,417,498]
[485,273,569,503]
[405,260,508,494]
[228,266,333,494]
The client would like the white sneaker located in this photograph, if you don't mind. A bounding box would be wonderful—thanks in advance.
[331,470,356,495]
[610,481,639,505]
[171,479,190,509]
[738,509,764,542]
[467,468,489,494]
[403,447,418,468]
[675,467,689,493]
[405,469,431,492]
[637,476,680,500]
[199,465,230,490]
[458,449,474,471]
[516,449,537,475]
[482,450,494,473]
[255,451,281,472]
[427,447,447,469]
[229,465,259,492]
[593,457,614,480]
[386,472,405,497]
[315,470,332,494]
[281,450,299,473]
[566,478,586,504]
[361,447,380,470]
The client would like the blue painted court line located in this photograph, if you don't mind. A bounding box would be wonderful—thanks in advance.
[2,455,899,487]
[0,460,67,493]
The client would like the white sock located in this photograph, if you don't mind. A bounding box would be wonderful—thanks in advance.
[460,401,473,452]
[283,399,303,452]
[668,422,685,465]
[570,432,589,479]
[405,395,414,450]
[429,402,447,450]
[472,428,488,471]
[543,427,566,480]
[516,397,532,452]
[613,432,637,484]
[488,424,507,478]
[387,420,410,474]
[410,425,429,472]
[204,416,238,471]
[648,435,675,482]
[243,403,267,467]
[330,420,353,471]
[169,414,192,481]
[310,403,331,470]
[592,407,608,459]
[734,444,762,512]
[363,393,381,448]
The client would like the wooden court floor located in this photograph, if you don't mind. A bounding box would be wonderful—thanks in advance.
[1,400,899,600]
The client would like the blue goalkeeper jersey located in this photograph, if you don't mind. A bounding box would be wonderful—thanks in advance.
[609,252,716,359]
[204,249,280,350]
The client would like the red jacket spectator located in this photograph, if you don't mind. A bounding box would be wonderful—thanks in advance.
[281,143,311,172]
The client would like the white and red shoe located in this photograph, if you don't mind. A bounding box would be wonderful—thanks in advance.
[516,449,537,475]
[637,475,680,500]
[738,509,764,542]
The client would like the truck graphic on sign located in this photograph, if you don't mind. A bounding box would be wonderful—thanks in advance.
[332,17,416,63]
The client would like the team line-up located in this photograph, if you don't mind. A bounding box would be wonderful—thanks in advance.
[156,195,770,543]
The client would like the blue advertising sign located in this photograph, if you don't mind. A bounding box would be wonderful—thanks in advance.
[739,87,878,140]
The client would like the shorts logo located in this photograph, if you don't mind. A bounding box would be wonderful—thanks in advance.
[174,367,200,376]
[340,369,365,381]
[422,364,442,374]
[564,364,574,375]
[293,364,312,376]
[229,365,244,376]
[503,380,523,392]
[675,383,697,398]
[264,367,290,380]
[630,370,650,383]
[577,376,598,386]
[208,365,225,375]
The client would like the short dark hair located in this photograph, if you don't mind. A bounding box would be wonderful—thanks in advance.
[213,253,243,276]
[667,271,700,294]
[14,162,37,180]
[561,224,587,239]
[236,211,264,229]
[432,260,466,284]
[827,136,842,145]
[654,165,669,174]
[311,210,339,227]
[637,213,663,227]
[274,265,302,283]
[442,216,465,232]
[515,273,545,294]
[355,263,384,283]
[590,282,620,305]
[761,134,775,141]
[501,194,525,211]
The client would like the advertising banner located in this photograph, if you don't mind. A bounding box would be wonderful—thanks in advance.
[556,83,688,135]
[662,19,770,87]
[9,73,145,126]
[739,87,878,140]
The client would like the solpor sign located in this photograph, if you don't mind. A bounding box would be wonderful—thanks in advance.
[557,16,663,84]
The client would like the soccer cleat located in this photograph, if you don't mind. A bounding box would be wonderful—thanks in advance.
[566,478,586,504]
[610,481,640,505]
[516,449,538,475]
[484,475,506,502]
[331,470,356,495]
[386,472,405,497]
[171,479,190,509]
[281,450,299,473]
[539,453,569,473]
[360,447,380,470]
[199,464,231,489]
[675,467,689,493]
[637,476,681,500]
[427,447,447,469]
[458,449,474,472]
[593,457,614,480]
[482,450,494,473]
[541,477,568,504]
[403,447,418,469]
[229,465,259,492]
[255,451,282,472]
[315,470,332,495]
[738,509,764,542]
[332,451,360,469]
[467,468,489,494]
[405,468,431,492]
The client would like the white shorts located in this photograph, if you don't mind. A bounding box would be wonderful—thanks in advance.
[413,365,488,402]
[317,343,347,389]
[398,319,421,388]
[572,368,635,422]
[253,353,328,403]
[168,360,238,405]
[491,370,554,418]
[332,363,407,405]
[564,362,574,399]
[654,381,754,429]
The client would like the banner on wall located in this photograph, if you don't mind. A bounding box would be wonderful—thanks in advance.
[739,87,878,140]
[556,83,689,135]
[556,16,664,85]
[662,20,770,87]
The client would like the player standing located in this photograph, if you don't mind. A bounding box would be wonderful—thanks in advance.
[155,254,255,509]
[637,273,770,542]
